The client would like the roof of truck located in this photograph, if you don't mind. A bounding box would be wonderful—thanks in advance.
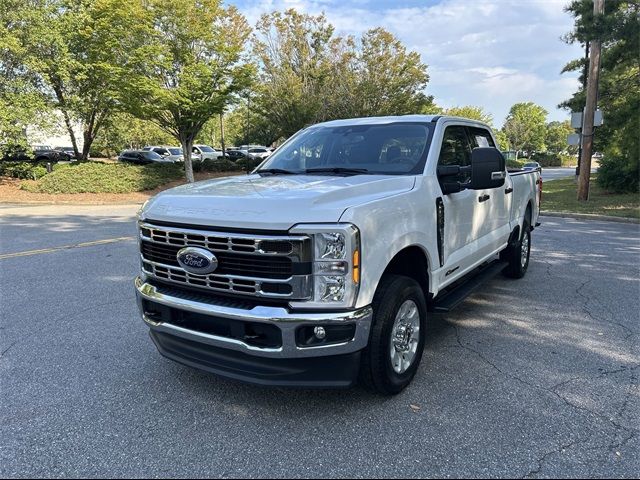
[314,115,491,129]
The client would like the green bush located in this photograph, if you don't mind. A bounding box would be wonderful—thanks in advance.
[0,162,48,180]
[193,158,239,173]
[597,154,640,193]
[506,159,525,169]
[21,162,183,194]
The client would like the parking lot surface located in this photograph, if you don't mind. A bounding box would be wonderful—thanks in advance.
[1,205,638,478]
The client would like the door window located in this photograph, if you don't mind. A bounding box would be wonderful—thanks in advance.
[438,126,473,183]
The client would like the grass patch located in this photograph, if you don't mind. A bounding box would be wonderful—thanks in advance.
[20,162,184,194]
[542,174,640,219]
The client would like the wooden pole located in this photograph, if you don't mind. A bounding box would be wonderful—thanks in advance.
[577,0,604,201]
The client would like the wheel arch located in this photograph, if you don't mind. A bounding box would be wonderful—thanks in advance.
[378,245,432,301]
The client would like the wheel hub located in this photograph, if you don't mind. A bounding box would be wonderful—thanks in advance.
[389,299,421,374]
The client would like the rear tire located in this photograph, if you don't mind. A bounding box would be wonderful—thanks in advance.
[359,275,427,395]
[502,216,531,279]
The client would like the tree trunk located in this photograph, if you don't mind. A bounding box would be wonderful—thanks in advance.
[219,113,226,159]
[60,108,81,160]
[181,136,195,183]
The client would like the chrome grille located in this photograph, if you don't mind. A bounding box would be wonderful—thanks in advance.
[139,221,312,299]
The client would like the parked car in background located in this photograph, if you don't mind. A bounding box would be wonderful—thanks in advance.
[55,146,78,160]
[247,147,271,161]
[523,161,542,172]
[118,150,174,164]
[225,149,247,161]
[30,145,72,163]
[192,144,223,161]
[143,146,184,162]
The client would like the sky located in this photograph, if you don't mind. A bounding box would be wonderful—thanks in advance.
[228,0,584,127]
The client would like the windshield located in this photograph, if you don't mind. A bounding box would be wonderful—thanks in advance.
[197,145,215,152]
[168,148,182,155]
[258,123,429,175]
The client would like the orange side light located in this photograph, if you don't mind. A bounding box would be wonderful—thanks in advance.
[353,250,360,284]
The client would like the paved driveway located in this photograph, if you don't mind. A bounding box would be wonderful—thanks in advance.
[1,205,638,478]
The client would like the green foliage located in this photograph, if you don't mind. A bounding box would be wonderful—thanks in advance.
[120,0,254,183]
[251,10,433,143]
[494,130,510,151]
[530,152,576,167]
[503,102,548,157]
[3,0,152,160]
[546,121,576,154]
[0,162,48,180]
[444,106,493,126]
[192,159,238,173]
[21,162,183,194]
[562,0,639,193]
[506,159,525,169]
[598,154,639,193]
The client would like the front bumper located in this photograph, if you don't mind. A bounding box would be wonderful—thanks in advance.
[135,278,373,386]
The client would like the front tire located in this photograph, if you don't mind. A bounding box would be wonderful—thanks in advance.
[359,275,427,395]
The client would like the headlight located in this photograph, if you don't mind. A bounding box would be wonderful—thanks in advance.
[289,223,360,309]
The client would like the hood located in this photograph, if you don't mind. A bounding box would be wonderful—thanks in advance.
[141,173,416,230]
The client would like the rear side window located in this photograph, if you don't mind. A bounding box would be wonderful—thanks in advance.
[438,126,473,183]
[469,127,496,148]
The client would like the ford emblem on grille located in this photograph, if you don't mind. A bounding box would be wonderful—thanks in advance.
[176,247,218,274]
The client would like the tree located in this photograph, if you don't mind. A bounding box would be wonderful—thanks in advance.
[252,10,434,142]
[0,0,54,149]
[121,0,253,182]
[444,106,493,126]
[546,120,576,154]
[503,102,548,158]
[494,130,510,151]
[3,0,150,160]
[561,0,639,192]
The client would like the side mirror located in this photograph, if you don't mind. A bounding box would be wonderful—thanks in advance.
[470,148,506,190]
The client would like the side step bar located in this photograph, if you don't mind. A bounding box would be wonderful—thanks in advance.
[429,260,509,313]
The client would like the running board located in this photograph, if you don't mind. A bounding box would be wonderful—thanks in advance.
[430,260,509,313]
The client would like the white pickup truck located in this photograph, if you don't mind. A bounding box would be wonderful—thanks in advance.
[135,115,541,394]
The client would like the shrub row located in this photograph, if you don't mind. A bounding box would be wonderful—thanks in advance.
[192,157,262,173]
[21,162,184,194]
[530,152,575,167]
[0,162,48,180]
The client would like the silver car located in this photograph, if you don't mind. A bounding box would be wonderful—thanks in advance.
[143,146,184,162]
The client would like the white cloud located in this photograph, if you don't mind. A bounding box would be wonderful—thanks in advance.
[232,0,584,126]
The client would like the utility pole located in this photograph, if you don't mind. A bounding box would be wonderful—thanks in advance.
[576,42,590,181]
[577,0,605,201]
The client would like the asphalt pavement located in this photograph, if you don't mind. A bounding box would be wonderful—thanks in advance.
[1,204,638,478]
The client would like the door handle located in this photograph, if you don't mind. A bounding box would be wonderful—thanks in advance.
[478,194,490,203]
[505,187,513,194]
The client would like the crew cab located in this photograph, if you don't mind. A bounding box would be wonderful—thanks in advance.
[135,115,541,395]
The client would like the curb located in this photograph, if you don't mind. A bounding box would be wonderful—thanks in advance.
[540,211,640,224]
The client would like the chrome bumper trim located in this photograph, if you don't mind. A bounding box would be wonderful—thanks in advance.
[135,277,372,358]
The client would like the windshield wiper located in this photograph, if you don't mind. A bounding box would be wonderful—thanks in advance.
[304,167,370,175]
[256,168,300,175]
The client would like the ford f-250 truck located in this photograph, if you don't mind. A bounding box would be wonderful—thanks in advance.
[135,115,541,395]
